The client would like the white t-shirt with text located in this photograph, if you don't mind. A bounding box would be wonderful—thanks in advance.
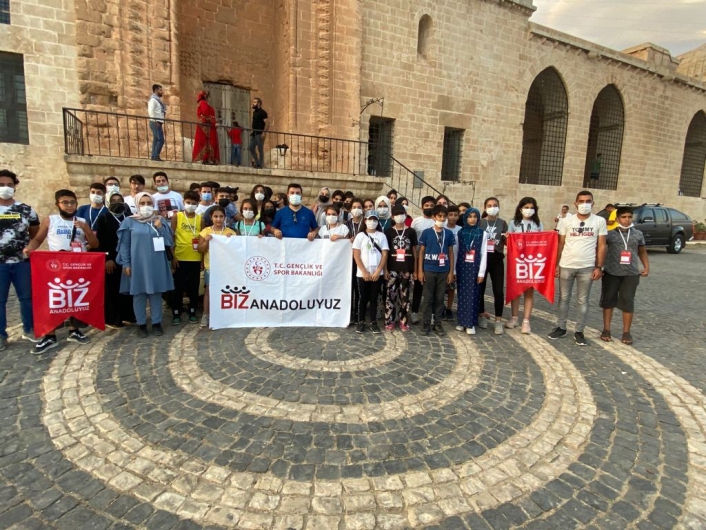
[559,213,607,269]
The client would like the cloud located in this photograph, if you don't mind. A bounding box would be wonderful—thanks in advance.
[531,0,706,56]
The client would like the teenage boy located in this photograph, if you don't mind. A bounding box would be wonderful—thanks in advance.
[195,181,218,215]
[417,205,456,335]
[352,211,389,334]
[24,189,99,353]
[271,183,318,240]
[170,191,202,325]
[201,187,240,229]
[124,174,146,214]
[0,170,40,350]
[152,171,184,218]
[600,207,649,345]
[384,205,417,332]
[549,190,607,346]
[410,195,436,324]
[103,176,121,197]
[444,204,461,320]
[77,182,108,235]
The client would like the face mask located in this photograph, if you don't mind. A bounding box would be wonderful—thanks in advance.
[522,208,535,218]
[156,185,169,194]
[263,208,275,217]
[218,198,230,207]
[0,186,15,200]
[619,223,634,230]
[325,215,338,225]
[106,185,120,195]
[377,207,389,217]
[109,203,125,215]
[435,220,445,228]
[139,205,154,217]
[289,194,302,206]
[254,192,265,202]
[201,192,212,201]
[243,210,255,219]
[366,220,378,230]
[333,201,343,208]
[90,193,104,204]
[577,203,592,215]
[184,204,197,213]
[319,195,329,203]
[351,208,363,218]
[486,206,499,217]
[423,208,433,217]
[58,209,74,219]
[403,205,408,212]
[394,214,406,225]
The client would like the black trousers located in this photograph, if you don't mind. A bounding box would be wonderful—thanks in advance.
[412,279,424,313]
[105,266,135,326]
[171,261,201,314]
[421,271,447,324]
[479,252,505,318]
[357,277,382,323]
[350,259,360,322]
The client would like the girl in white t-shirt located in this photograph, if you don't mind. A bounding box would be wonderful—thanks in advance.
[318,205,350,240]
[506,197,544,334]
[352,211,389,334]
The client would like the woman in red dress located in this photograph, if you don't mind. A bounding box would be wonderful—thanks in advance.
[192,91,220,164]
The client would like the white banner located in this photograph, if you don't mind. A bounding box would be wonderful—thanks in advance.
[209,236,352,328]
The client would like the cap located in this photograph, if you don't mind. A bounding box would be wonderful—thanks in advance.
[364,210,379,219]
[392,205,406,216]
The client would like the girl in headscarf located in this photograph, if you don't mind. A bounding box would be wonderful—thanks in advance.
[375,195,392,232]
[312,187,332,226]
[455,207,488,335]
[117,192,175,338]
[192,91,220,164]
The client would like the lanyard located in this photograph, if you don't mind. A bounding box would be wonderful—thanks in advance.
[182,213,197,236]
[242,221,257,236]
[435,229,445,253]
[394,227,405,239]
[148,221,160,237]
[89,206,105,229]
[617,228,631,250]
[520,221,533,233]
[212,226,226,236]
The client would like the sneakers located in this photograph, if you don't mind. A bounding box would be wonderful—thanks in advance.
[152,324,164,337]
[34,335,58,355]
[137,325,148,338]
[410,313,420,325]
[443,308,454,321]
[21,331,39,343]
[421,322,431,335]
[466,326,476,335]
[355,322,365,334]
[548,327,567,340]
[384,323,395,332]
[188,313,198,324]
[67,330,90,344]
[494,321,504,335]
[399,323,411,332]
[172,315,181,326]
[433,322,445,335]
[0,336,7,352]
[521,320,531,334]
[478,316,489,329]
[200,314,209,329]
[574,332,588,346]
[369,322,382,334]
[504,316,519,329]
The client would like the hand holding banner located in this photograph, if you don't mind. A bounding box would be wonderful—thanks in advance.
[505,231,558,305]
[30,251,106,337]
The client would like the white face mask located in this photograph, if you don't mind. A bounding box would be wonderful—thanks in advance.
[376,207,389,217]
[486,206,499,217]
[351,208,363,218]
[184,204,197,213]
[403,205,409,212]
[325,214,338,225]
[289,194,302,206]
[254,192,265,202]
[156,185,169,194]
[243,210,255,219]
[521,208,535,218]
[90,193,104,204]
[619,223,634,229]
[577,203,592,215]
[139,205,154,217]
[0,186,16,200]
[435,220,445,228]
[366,220,378,230]
[106,185,120,195]
[393,214,406,225]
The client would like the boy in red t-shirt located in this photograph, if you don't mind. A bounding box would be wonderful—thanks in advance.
[228,121,242,166]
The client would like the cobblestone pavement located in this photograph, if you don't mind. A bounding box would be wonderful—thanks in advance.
[1,246,705,529]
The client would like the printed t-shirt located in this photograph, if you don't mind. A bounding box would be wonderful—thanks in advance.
[480,218,509,255]
[419,227,456,273]
[352,231,389,277]
[559,214,608,269]
[605,228,645,276]
[199,226,236,270]
[152,190,184,218]
[0,201,39,263]
[385,226,417,273]
[174,211,202,261]
[47,215,89,252]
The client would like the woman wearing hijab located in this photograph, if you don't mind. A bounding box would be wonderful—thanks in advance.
[192,91,220,164]
[312,187,332,226]
[375,195,392,232]
[455,207,488,335]
[95,192,135,328]
[117,192,175,338]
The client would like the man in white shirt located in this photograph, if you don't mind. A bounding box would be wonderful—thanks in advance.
[148,84,166,161]
[195,181,218,215]
[152,171,184,219]
[549,190,608,346]
[124,174,147,215]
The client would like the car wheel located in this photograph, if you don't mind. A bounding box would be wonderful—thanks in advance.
[667,234,685,254]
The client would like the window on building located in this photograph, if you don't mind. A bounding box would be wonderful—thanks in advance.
[0,0,9,24]
[441,128,463,181]
[417,15,432,59]
[367,116,394,177]
[0,53,28,145]
[678,111,706,198]
[519,67,569,186]
[583,85,625,191]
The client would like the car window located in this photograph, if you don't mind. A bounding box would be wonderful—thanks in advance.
[669,208,689,221]
[639,209,654,222]
[656,210,668,223]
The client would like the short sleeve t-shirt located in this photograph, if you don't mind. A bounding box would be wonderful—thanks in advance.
[352,231,389,277]
[419,227,456,273]
[507,220,544,233]
[0,201,39,263]
[605,228,645,276]
[480,218,509,255]
[384,226,417,273]
[318,224,350,239]
[272,206,318,238]
[252,108,268,131]
[76,204,108,231]
[559,214,608,269]
[411,217,434,241]
[153,191,184,218]
[236,220,265,237]
[199,226,236,269]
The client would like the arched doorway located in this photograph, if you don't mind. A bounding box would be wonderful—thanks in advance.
[583,85,625,190]
[678,111,706,197]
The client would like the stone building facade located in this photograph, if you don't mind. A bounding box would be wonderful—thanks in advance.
[1,0,705,221]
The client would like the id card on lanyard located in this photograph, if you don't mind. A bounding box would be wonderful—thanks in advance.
[618,229,632,265]
[465,249,475,263]
[436,229,446,267]
[150,222,165,252]
[486,239,495,253]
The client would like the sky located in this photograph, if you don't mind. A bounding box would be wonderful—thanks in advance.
[530,0,706,57]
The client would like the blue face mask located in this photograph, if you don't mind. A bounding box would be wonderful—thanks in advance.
[201,192,212,201]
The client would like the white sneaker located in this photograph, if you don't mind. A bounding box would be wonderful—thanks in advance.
[521,320,531,334]
[410,313,420,325]
[466,327,476,335]
[494,321,504,335]
[478,317,488,329]
[455,325,464,332]
[504,316,519,329]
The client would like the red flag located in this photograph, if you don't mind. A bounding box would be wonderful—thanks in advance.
[506,231,558,305]
[30,251,105,337]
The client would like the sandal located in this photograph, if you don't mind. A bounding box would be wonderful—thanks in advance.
[600,330,612,342]
[621,332,633,345]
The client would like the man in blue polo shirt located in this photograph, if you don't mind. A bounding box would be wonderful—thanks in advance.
[271,183,319,240]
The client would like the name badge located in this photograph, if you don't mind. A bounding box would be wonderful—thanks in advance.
[70,241,83,253]
[396,248,405,262]
[192,238,199,251]
[620,251,632,265]
[439,253,446,267]
[487,239,495,253]
[153,237,165,252]
[465,250,475,263]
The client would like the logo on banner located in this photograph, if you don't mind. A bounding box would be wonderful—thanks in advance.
[516,239,525,251]
[45,259,61,273]
[47,277,91,312]
[514,253,547,283]
[245,256,271,281]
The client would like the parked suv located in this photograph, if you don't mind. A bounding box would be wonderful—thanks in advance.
[599,203,694,254]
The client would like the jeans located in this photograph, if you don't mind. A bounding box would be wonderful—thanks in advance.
[248,132,265,167]
[557,266,595,332]
[133,293,164,325]
[150,121,165,160]
[230,144,242,166]
[0,261,33,337]
[421,271,448,324]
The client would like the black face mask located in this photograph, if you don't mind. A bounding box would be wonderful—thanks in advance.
[218,198,230,207]
[319,195,329,203]
[423,208,433,217]
[333,201,343,208]
[58,209,74,220]
[263,208,275,217]
[109,203,125,215]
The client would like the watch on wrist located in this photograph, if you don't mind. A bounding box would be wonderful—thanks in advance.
[595,266,604,271]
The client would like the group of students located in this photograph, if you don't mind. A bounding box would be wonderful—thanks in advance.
[0,167,650,356]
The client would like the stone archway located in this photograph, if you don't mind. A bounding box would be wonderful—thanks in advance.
[583,85,625,190]
[678,111,706,197]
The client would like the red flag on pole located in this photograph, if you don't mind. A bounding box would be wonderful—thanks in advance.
[505,231,558,305]
[30,251,105,337]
